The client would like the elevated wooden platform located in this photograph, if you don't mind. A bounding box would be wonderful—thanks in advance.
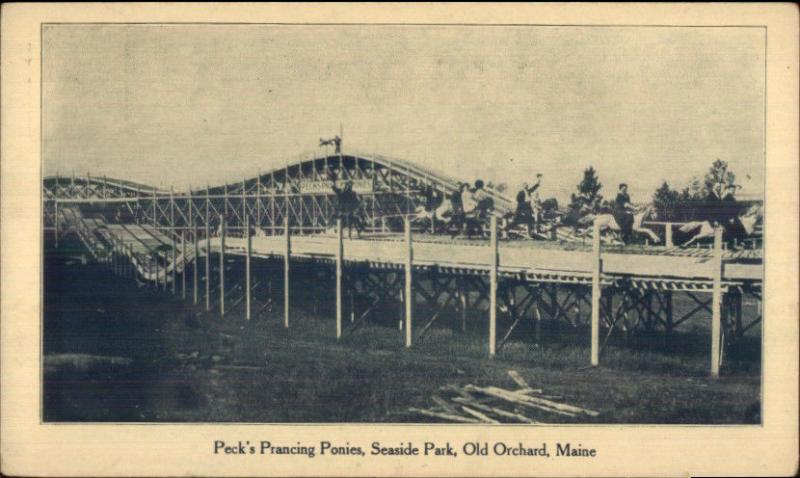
[210,233,762,285]
[52,214,762,377]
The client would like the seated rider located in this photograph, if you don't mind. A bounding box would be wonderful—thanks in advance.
[461,180,480,216]
[720,184,745,246]
[331,179,365,239]
[449,183,467,238]
[422,183,442,213]
[613,183,635,243]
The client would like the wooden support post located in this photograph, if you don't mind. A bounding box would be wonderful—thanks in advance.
[160,246,167,291]
[111,239,116,275]
[459,277,467,333]
[665,223,673,248]
[711,226,723,378]
[398,286,404,331]
[591,221,601,366]
[284,217,290,328]
[193,225,199,305]
[224,184,229,218]
[256,173,262,227]
[350,288,355,323]
[54,200,59,248]
[109,238,115,274]
[734,292,744,339]
[170,188,176,295]
[116,241,122,276]
[533,291,542,345]
[665,291,674,333]
[127,244,133,279]
[171,233,177,295]
[336,218,343,340]
[404,217,413,348]
[242,178,247,227]
[245,216,252,320]
[181,230,187,300]
[156,252,163,291]
[489,216,498,357]
[219,215,226,317]
[205,210,211,311]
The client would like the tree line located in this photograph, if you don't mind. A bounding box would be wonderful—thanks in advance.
[556,159,744,222]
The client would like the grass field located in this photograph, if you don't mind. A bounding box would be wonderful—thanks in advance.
[43,238,761,424]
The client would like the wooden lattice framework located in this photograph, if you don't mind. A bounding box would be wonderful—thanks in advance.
[43,152,515,235]
[43,152,762,377]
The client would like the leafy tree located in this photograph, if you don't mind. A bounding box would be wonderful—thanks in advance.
[650,159,741,222]
[570,167,602,209]
[652,181,680,221]
[677,187,700,221]
[703,159,738,198]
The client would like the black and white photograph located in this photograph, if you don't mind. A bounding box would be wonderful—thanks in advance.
[40,22,767,425]
[2,4,798,477]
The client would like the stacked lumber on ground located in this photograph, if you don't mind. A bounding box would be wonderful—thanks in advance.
[408,370,599,424]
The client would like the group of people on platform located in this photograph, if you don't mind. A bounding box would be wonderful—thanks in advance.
[325,172,753,246]
[442,179,495,238]
[327,173,641,242]
[413,175,547,239]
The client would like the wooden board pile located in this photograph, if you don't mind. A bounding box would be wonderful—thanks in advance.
[409,371,599,424]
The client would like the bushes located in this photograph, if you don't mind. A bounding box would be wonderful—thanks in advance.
[652,159,741,222]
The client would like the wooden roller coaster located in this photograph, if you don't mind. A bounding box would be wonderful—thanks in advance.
[43,151,763,377]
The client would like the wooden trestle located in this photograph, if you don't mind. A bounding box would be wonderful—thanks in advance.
[52,201,761,378]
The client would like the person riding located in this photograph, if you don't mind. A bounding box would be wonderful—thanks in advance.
[720,184,739,224]
[449,183,467,238]
[461,180,482,216]
[331,178,364,239]
[703,188,723,226]
[507,174,542,236]
[530,174,544,231]
[422,183,442,213]
[720,184,746,246]
[613,183,635,243]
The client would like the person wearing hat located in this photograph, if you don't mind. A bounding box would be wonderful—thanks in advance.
[506,175,542,237]
[613,183,635,243]
[331,178,365,239]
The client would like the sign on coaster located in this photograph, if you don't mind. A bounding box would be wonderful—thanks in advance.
[299,179,373,194]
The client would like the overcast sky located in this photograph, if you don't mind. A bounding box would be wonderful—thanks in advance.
[43,24,765,203]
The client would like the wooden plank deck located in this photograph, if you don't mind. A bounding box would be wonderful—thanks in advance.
[104,225,152,254]
[206,234,762,283]
[84,221,762,284]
